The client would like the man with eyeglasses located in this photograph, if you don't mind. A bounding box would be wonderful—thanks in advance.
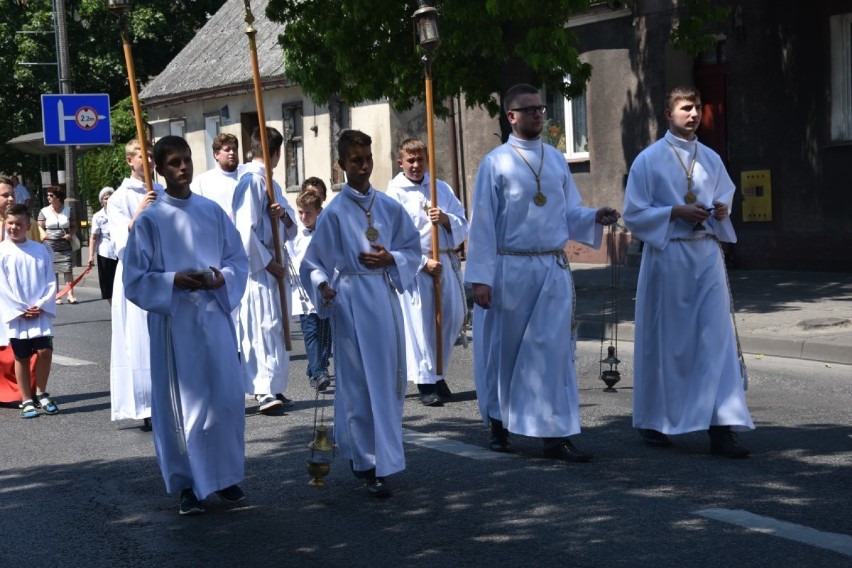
[466,82,620,463]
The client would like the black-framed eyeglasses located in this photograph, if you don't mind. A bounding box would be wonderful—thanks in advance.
[510,105,546,116]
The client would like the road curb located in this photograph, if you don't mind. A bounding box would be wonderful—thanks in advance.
[576,319,852,366]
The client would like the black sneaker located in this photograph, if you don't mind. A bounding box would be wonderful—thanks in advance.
[709,426,750,458]
[367,476,392,498]
[179,489,205,516]
[638,428,673,448]
[435,379,453,402]
[216,484,245,503]
[417,384,442,407]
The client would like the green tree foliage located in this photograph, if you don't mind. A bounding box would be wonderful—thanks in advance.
[1,0,226,199]
[671,0,730,57]
[265,0,594,124]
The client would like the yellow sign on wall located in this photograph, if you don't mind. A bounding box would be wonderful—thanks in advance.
[740,170,772,222]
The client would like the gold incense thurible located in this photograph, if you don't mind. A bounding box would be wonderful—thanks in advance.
[307,425,335,487]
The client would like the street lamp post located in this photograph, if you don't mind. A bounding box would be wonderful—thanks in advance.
[105,0,155,195]
[412,0,443,375]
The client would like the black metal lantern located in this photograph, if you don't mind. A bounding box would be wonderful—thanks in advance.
[105,0,132,13]
[412,0,441,58]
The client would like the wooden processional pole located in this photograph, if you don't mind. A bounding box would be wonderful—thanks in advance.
[119,26,154,195]
[424,62,443,375]
[242,0,292,351]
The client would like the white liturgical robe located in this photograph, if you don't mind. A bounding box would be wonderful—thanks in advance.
[386,172,468,385]
[231,161,297,396]
[191,164,242,220]
[123,192,249,499]
[108,177,163,421]
[300,185,420,477]
[623,131,753,434]
[0,240,56,340]
[465,135,602,438]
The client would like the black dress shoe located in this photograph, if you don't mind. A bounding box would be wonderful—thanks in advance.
[350,462,376,480]
[542,439,593,463]
[708,426,750,458]
[435,379,453,402]
[366,476,392,498]
[639,428,673,447]
[489,418,511,452]
[140,417,152,432]
[417,384,442,406]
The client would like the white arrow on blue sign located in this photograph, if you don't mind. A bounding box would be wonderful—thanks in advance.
[41,94,112,146]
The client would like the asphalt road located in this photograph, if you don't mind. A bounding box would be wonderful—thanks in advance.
[2,287,850,567]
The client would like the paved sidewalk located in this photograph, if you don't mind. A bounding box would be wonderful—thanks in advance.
[77,246,852,365]
[573,264,852,366]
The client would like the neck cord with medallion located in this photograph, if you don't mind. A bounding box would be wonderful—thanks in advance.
[510,142,547,206]
[352,191,379,241]
[666,139,699,204]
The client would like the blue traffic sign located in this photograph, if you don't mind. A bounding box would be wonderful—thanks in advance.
[41,94,112,146]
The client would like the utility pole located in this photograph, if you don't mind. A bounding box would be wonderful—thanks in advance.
[53,0,82,263]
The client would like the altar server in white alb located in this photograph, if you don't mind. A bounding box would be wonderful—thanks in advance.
[232,126,298,414]
[191,133,243,219]
[108,139,163,431]
[623,86,753,458]
[123,136,250,516]
[466,83,620,463]
[386,138,468,407]
[300,130,420,498]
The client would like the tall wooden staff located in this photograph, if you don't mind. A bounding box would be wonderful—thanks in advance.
[107,1,154,195]
[242,0,292,350]
[414,1,444,375]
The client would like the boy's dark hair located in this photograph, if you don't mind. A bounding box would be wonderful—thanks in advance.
[337,130,372,161]
[6,203,30,220]
[296,189,323,210]
[0,176,14,190]
[665,86,701,111]
[301,176,328,196]
[153,136,191,169]
[503,83,540,115]
[251,126,284,157]
[212,133,239,153]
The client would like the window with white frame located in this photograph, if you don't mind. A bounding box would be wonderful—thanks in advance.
[169,118,186,138]
[830,13,852,141]
[282,104,304,189]
[544,79,589,160]
[204,115,221,170]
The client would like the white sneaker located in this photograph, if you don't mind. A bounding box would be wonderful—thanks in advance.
[256,394,284,414]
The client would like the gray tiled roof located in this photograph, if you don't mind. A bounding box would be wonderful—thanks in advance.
[140,0,289,105]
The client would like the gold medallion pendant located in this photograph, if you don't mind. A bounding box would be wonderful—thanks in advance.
[534,192,547,206]
[685,191,697,204]
[365,226,379,242]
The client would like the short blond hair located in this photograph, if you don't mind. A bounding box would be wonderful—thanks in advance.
[125,138,153,158]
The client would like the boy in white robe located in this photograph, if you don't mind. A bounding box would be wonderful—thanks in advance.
[623,86,753,458]
[123,135,250,515]
[108,139,164,431]
[386,138,468,406]
[232,126,298,414]
[300,130,420,498]
[0,205,57,418]
[466,83,620,462]
[191,132,243,219]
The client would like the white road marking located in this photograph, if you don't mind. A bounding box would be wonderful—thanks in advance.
[52,354,97,367]
[695,508,852,557]
[403,428,519,460]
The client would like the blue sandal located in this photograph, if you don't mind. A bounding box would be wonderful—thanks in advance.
[19,400,38,419]
[36,392,59,414]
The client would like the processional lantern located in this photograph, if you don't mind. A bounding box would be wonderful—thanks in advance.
[105,0,132,11]
[412,0,445,375]
[599,224,623,392]
[412,0,441,58]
